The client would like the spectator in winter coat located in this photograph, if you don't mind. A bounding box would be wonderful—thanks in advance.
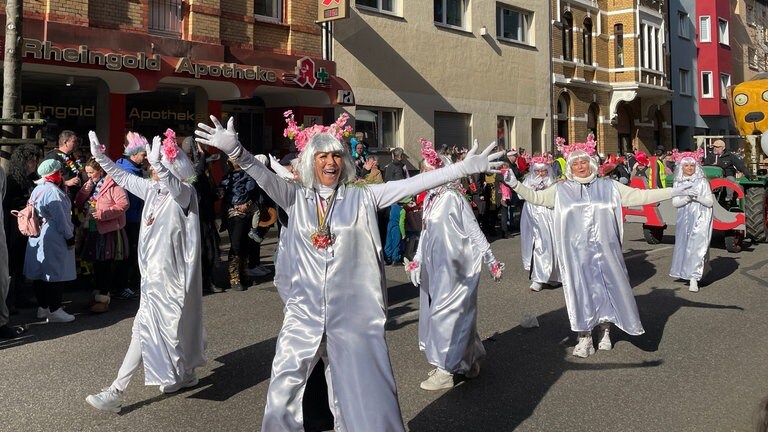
[115,133,147,297]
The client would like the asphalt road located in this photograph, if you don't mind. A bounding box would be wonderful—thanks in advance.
[1,223,767,432]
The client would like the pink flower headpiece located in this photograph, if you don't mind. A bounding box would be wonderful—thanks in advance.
[558,134,597,159]
[283,110,353,154]
[420,138,442,169]
[671,148,704,164]
[124,132,148,156]
[162,128,179,163]
[530,153,554,167]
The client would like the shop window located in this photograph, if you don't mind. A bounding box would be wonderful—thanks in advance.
[496,4,532,44]
[718,18,729,45]
[497,116,516,151]
[434,111,471,149]
[255,0,283,22]
[149,0,182,38]
[562,12,573,61]
[355,107,400,149]
[583,17,593,65]
[434,0,467,30]
[614,24,624,67]
[699,16,711,42]
[357,0,398,14]
[701,71,713,98]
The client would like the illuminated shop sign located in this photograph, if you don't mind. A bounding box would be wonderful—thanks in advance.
[22,103,95,120]
[127,107,205,122]
[23,39,161,70]
[21,39,279,82]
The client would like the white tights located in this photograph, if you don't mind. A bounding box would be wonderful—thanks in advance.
[111,330,142,392]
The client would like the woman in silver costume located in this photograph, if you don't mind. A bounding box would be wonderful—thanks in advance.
[503,136,696,358]
[195,115,502,431]
[85,130,206,413]
[406,138,503,391]
[519,154,560,292]
[668,149,713,293]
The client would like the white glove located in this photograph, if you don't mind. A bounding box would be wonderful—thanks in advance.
[195,115,243,158]
[409,265,421,287]
[502,168,518,188]
[671,182,696,197]
[147,136,162,166]
[88,131,104,158]
[269,154,296,180]
[457,140,505,176]
[254,154,268,165]
[404,257,421,287]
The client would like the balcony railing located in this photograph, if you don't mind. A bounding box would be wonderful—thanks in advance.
[149,0,182,38]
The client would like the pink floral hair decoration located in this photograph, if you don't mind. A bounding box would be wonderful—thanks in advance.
[530,153,554,166]
[124,131,148,156]
[283,110,353,154]
[420,138,442,169]
[671,148,704,164]
[558,134,597,159]
[162,128,179,163]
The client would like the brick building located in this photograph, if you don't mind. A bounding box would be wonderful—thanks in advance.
[0,0,354,160]
[552,0,672,156]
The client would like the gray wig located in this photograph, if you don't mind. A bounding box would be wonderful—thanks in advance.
[295,133,357,189]
[564,150,600,180]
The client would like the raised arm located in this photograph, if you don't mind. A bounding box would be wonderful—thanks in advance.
[502,169,556,207]
[195,116,296,208]
[614,182,672,206]
[369,140,504,208]
[146,136,192,209]
[88,131,151,200]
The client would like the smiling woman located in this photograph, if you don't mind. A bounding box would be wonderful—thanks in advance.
[195,115,503,431]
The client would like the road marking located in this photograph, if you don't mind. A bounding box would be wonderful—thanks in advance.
[624,246,673,259]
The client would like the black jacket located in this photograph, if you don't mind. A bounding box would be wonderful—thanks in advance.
[703,151,749,178]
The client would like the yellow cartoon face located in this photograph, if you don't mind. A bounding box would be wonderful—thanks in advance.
[729,75,768,136]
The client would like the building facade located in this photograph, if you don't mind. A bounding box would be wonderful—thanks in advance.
[552,0,672,156]
[330,0,551,158]
[732,0,768,83]
[695,0,735,136]
[0,0,354,160]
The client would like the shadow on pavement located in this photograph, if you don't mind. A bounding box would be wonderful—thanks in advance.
[618,288,743,352]
[625,249,658,287]
[190,337,277,402]
[407,306,663,431]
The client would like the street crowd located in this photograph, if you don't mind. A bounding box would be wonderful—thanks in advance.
[0,115,756,430]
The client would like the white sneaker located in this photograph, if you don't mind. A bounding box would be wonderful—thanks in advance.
[246,266,271,277]
[529,281,543,292]
[597,323,612,351]
[572,332,595,358]
[159,375,199,394]
[46,307,75,323]
[420,368,454,391]
[36,307,50,319]
[86,387,124,413]
[689,279,699,293]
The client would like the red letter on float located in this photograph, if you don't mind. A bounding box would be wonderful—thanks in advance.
[622,178,665,226]
[709,178,746,230]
